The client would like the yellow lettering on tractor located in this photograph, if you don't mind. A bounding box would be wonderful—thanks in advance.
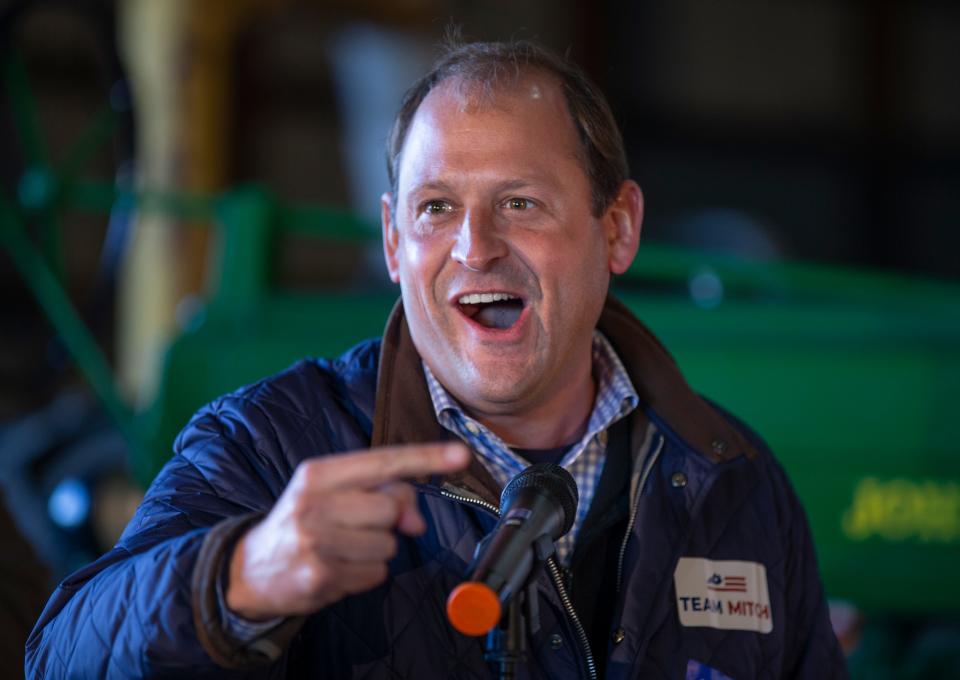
[842,477,960,543]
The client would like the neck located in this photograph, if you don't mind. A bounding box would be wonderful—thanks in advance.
[471,360,596,449]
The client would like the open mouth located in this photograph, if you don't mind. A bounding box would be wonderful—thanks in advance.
[457,292,525,330]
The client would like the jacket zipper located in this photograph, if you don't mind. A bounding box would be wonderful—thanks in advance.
[545,554,597,680]
[439,489,597,680]
[615,433,665,594]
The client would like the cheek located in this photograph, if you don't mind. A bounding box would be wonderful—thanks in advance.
[398,226,449,272]
[401,239,427,271]
[396,237,429,285]
[397,236,450,308]
[550,241,609,312]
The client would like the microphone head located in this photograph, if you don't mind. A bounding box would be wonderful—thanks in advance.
[500,462,579,537]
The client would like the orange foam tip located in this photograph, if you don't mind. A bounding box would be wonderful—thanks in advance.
[446,582,501,636]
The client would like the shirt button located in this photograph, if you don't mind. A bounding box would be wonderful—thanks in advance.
[612,628,626,645]
[549,634,563,650]
[712,439,728,455]
[670,472,688,488]
[465,421,480,435]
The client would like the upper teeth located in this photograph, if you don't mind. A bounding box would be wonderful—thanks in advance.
[458,292,519,305]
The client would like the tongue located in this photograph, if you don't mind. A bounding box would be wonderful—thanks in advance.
[474,301,523,330]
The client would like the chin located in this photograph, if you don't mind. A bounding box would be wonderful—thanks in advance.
[451,367,535,412]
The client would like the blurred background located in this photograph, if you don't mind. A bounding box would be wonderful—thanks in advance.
[0,0,957,677]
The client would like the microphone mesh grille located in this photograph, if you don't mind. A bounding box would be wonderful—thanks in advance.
[500,462,579,536]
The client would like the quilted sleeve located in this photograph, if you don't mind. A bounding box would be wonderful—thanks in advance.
[778,474,849,679]
[24,391,298,679]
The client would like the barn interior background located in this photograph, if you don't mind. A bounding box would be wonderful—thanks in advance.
[1,0,958,676]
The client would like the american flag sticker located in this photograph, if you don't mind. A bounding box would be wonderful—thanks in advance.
[674,558,773,633]
[707,574,747,593]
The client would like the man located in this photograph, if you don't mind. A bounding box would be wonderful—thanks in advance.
[26,40,846,678]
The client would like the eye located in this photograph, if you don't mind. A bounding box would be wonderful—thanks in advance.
[503,197,534,210]
[422,199,453,215]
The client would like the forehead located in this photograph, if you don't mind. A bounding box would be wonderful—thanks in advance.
[396,74,585,190]
[436,69,566,113]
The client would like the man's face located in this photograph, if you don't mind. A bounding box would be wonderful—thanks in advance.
[382,76,639,422]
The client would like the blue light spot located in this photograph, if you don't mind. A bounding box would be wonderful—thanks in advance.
[18,166,56,212]
[48,478,90,529]
[689,269,724,309]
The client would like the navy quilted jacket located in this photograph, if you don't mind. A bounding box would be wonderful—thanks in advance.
[26,298,847,679]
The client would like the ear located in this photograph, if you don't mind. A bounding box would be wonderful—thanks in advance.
[381,192,400,283]
[602,180,643,275]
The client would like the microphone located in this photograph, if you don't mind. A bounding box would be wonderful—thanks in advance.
[446,463,578,636]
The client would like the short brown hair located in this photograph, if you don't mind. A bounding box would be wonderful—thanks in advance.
[386,39,629,217]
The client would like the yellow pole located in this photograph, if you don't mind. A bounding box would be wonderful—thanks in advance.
[115,0,273,407]
[115,0,186,406]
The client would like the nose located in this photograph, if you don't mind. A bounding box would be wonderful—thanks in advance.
[450,208,508,271]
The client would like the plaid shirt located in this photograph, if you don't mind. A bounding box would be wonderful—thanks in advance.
[423,331,638,565]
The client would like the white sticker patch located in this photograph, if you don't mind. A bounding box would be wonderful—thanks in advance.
[673,557,773,633]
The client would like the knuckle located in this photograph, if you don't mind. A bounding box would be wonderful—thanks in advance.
[397,482,417,505]
[342,562,387,595]
[365,492,395,522]
[383,494,404,525]
[357,562,387,589]
[296,525,328,555]
[289,494,316,522]
[371,562,388,583]
[298,457,336,489]
[382,534,398,560]
[300,560,330,594]
[294,527,313,554]
[292,460,316,485]
[286,469,317,507]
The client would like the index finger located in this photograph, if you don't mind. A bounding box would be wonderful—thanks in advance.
[310,443,471,490]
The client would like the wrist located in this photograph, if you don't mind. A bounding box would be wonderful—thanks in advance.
[225,529,275,622]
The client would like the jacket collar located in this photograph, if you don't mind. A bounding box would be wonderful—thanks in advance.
[371,295,757,496]
[370,299,502,504]
[596,296,758,463]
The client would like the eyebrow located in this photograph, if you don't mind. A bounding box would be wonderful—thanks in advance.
[497,179,538,192]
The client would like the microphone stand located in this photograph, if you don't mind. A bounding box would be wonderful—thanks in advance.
[484,535,554,680]
[485,581,539,680]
